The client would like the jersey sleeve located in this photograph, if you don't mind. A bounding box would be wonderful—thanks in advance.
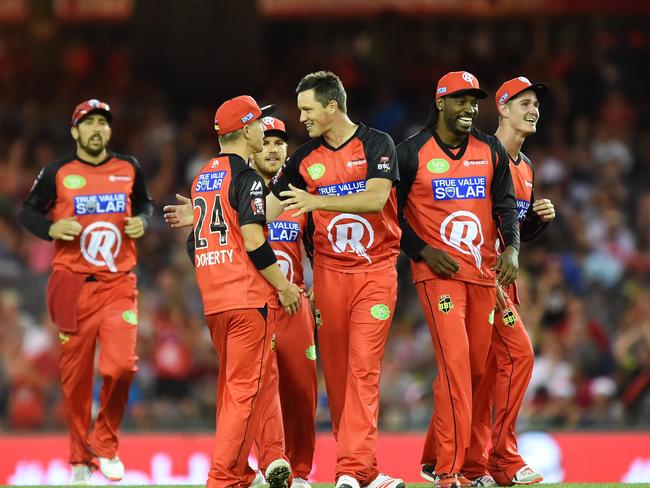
[490,138,520,251]
[365,130,399,183]
[269,154,308,200]
[520,166,550,242]
[396,139,427,261]
[232,168,268,226]
[127,156,154,228]
[19,164,58,241]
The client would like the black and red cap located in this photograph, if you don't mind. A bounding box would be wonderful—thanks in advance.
[260,116,289,141]
[495,77,548,107]
[436,71,487,99]
[71,99,112,126]
[214,95,275,135]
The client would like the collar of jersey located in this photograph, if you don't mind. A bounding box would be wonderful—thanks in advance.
[320,124,363,152]
[431,128,469,161]
[75,151,113,167]
[218,153,247,165]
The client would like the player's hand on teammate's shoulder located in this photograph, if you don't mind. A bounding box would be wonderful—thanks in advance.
[278,282,303,315]
[125,216,145,238]
[48,217,82,241]
[421,245,460,278]
[493,245,519,286]
[280,183,320,217]
[163,194,193,228]
[532,198,555,223]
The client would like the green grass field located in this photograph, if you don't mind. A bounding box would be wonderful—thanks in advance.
[11,484,650,488]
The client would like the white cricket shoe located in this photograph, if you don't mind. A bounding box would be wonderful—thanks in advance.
[336,475,360,488]
[512,465,543,484]
[291,477,312,488]
[364,473,405,488]
[251,469,268,488]
[70,464,92,485]
[265,458,291,488]
[472,475,497,487]
[98,456,125,481]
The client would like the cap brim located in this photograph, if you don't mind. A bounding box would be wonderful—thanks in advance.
[443,88,488,99]
[511,83,549,102]
[264,129,289,142]
[259,104,276,118]
[76,108,112,126]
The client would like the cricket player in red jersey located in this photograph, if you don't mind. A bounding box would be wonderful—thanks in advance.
[19,99,154,484]
[185,96,305,488]
[164,116,316,488]
[464,77,555,488]
[251,117,317,488]
[396,71,520,488]
[267,71,403,488]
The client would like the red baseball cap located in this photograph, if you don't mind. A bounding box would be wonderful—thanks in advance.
[436,71,487,99]
[495,77,548,107]
[260,116,289,141]
[214,95,275,135]
[71,99,112,126]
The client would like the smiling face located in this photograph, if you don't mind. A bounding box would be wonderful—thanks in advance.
[71,113,111,157]
[503,89,540,136]
[297,88,334,138]
[251,135,288,181]
[439,94,480,136]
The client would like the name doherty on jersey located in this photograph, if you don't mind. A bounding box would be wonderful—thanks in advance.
[195,249,234,267]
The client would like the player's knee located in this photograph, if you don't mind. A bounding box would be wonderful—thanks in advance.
[101,358,136,381]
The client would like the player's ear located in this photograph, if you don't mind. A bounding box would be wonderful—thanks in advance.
[498,103,509,118]
[71,126,79,141]
[328,99,338,114]
[436,99,444,112]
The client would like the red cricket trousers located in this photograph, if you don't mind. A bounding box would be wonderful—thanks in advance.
[255,295,317,479]
[206,308,275,488]
[417,278,495,476]
[463,293,534,484]
[314,265,397,485]
[56,272,138,465]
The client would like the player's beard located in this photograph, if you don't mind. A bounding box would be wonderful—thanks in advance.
[79,135,108,157]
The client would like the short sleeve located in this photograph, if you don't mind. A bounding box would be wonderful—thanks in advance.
[269,156,308,200]
[232,169,268,226]
[364,131,399,183]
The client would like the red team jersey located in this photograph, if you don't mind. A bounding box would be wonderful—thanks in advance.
[266,209,308,309]
[21,153,153,277]
[397,128,519,286]
[270,124,400,272]
[191,154,273,315]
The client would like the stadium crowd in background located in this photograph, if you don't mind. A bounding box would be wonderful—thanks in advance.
[0,16,649,436]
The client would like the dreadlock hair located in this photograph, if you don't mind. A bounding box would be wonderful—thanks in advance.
[424,101,440,131]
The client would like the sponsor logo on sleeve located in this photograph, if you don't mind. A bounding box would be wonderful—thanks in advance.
[432,177,486,200]
[249,179,264,197]
[251,197,265,216]
[74,193,127,215]
[195,171,226,193]
[317,180,366,196]
[377,156,391,172]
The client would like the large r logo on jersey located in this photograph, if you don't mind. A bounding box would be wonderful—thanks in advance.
[440,210,484,272]
[80,221,122,272]
[327,214,374,263]
[274,250,294,283]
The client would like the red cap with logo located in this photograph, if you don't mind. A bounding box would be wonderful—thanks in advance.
[71,99,112,126]
[436,71,487,99]
[495,77,548,107]
[214,95,275,135]
[260,116,289,141]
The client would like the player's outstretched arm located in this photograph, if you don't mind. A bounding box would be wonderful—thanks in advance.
[241,223,302,315]
[163,194,193,228]
[280,178,392,216]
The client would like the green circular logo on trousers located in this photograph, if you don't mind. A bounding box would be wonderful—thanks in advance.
[305,345,317,360]
[370,304,391,320]
[122,310,138,325]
